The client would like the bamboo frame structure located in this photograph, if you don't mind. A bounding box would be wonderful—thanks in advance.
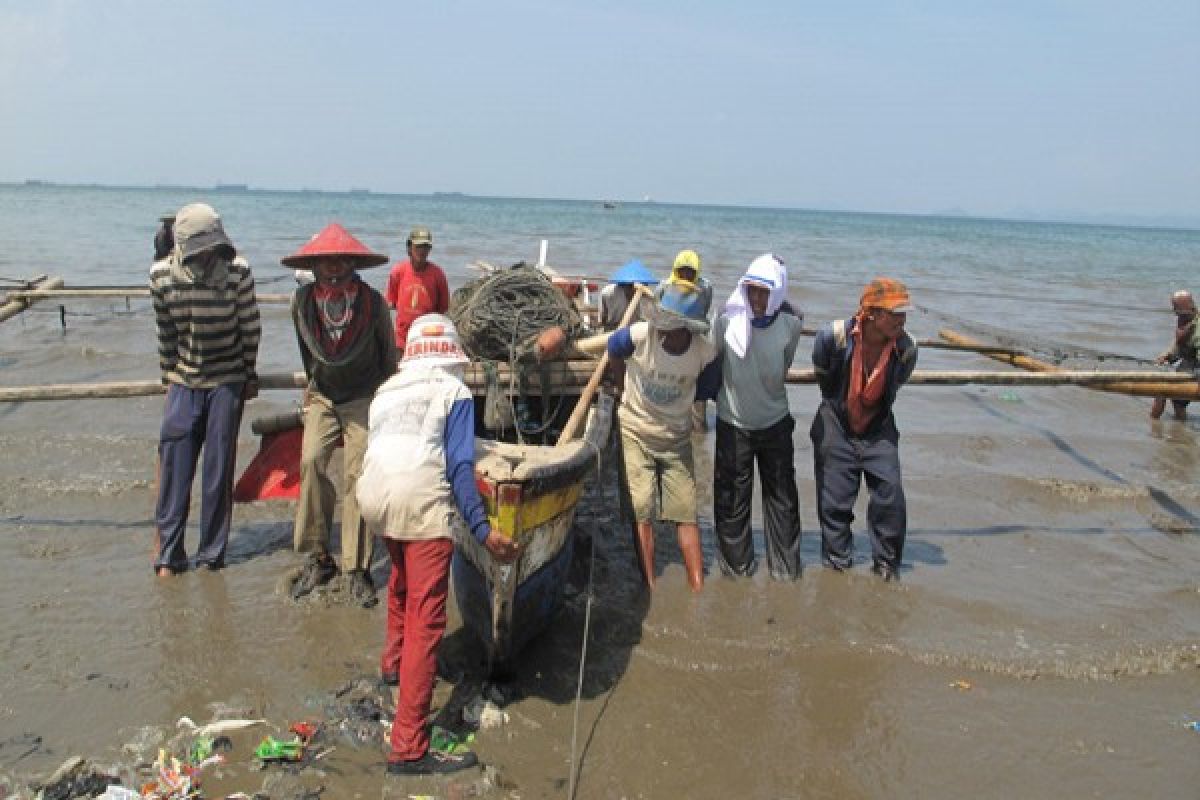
[939,328,1200,401]
[0,366,1191,403]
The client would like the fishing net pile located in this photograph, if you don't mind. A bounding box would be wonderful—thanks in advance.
[449,263,584,362]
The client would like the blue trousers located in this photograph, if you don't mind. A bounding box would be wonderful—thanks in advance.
[809,403,906,571]
[155,383,244,571]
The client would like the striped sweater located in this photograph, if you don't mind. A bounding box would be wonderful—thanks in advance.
[150,256,262,388]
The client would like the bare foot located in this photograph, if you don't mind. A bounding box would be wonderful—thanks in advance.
[156,567,175,578]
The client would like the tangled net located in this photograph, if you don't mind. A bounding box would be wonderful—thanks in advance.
[449,263,583,361]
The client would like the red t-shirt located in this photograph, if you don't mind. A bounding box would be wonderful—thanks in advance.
[384,259,450,349]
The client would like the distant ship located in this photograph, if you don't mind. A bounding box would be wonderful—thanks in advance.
[602,201,618,209]
[349,188,371,195]
[215,183,249,192]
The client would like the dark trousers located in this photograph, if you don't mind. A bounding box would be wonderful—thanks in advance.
[155,383,244,571]
[809,403,906,571]
[714,415,802,579]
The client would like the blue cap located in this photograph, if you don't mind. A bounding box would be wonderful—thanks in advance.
[610,259,658,286]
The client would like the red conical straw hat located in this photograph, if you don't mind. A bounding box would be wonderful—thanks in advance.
[280,223,389,268]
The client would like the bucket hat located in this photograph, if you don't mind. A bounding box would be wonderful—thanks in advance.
[280,223,388,269]
[174,203,235,262]
[401,313,470,367]
[610,259,658,286]
[648,281,710,334]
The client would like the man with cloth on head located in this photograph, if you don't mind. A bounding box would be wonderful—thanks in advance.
[658,249,714,431]
[285,223,397,607]
[357,313,518,776]
[608,282,720,591]
[811,277,918,582]
[150,202,260,576]
[711,253,805,580]
[599,258,658,331]
[385,226,449,350]
[1151,289,1199,421]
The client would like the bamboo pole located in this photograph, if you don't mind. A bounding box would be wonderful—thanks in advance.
[784,368,1193,387]
[4,287,292,304]
[939,328,1200,401]
[0,275,64,323]
[0,360,603,403]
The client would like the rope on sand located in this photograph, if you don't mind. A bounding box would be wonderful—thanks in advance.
[568,440,605,800]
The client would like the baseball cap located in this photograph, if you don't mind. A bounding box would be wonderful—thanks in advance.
[408,227,434,246]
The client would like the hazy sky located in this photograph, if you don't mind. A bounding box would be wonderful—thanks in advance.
[1,0,1197,222]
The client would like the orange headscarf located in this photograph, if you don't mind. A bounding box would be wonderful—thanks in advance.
[845,310,896,435]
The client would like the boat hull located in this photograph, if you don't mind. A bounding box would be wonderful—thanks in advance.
[452,393,612,673]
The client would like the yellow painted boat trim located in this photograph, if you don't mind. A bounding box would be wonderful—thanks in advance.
[485,481,585,540]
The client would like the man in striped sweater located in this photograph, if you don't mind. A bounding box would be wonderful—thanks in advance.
[150,203,261,577]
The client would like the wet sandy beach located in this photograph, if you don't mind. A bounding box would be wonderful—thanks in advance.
[2,195,1199,797]
[1,341,1198,797]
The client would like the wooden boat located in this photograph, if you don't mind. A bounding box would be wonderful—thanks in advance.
[453,391,613,675]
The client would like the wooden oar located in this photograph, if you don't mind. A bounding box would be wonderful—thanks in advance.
[0,275,64,323]
[939,328,1200,401]
[557,285,651,445]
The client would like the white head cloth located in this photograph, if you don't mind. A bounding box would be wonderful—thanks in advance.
[723,253,788,359]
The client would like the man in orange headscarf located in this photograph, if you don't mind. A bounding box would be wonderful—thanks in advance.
[810,278,918,582]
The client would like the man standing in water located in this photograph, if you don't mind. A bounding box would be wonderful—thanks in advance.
[357,314,518,775]
[711,254,804,580]
[1151,289,1199,421]
[608,283,719,591]
[385,226,449,350]
[150,203,260,576]
[810,278,918,582]
[285,223,396,607]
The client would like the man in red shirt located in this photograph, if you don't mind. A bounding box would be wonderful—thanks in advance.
[385,226,450,349]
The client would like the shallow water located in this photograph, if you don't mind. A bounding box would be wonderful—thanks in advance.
[1,188,1199,798]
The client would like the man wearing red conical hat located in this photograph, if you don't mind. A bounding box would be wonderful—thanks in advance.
[284,223,397,607]
[384,226,449,350]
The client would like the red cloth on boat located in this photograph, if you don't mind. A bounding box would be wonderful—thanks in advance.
[382,536,455,761]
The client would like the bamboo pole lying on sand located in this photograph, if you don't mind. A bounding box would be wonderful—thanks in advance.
[0,275,64,323]
[2,365,1192,403]
[939,328,1200,401]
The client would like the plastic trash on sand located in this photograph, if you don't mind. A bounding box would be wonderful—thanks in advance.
[254,735,306,762]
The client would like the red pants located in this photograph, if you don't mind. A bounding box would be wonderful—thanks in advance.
[382,537,455,760]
